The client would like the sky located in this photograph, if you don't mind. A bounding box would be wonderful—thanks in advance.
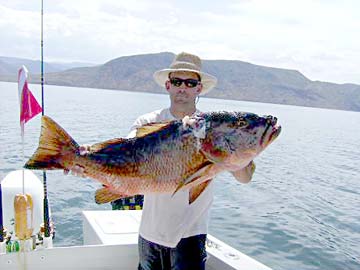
[0,0,359,84]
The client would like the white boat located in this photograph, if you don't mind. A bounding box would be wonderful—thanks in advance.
[0,170,272,270]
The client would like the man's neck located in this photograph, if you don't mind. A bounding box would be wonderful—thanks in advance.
[170,106,197,119]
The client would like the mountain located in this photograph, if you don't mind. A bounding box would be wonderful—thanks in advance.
[0,56,96,74]
[1,52,359,111]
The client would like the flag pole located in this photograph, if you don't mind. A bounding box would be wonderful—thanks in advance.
[40,0,52,244]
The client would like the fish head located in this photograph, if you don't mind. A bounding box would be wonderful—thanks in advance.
[198,111,281,166]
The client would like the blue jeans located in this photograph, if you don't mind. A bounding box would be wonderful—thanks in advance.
[138,234,207,270]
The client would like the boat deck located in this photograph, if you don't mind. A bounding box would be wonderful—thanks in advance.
[0,210,271,270]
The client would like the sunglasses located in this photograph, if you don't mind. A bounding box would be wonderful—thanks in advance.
[169,77,200,88]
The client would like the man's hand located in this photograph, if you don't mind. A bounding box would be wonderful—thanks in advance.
[63,145,91,177]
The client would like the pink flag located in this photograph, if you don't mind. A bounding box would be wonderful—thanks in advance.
[18,66,42,128]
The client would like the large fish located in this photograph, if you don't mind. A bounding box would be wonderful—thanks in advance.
[24,112,281,204]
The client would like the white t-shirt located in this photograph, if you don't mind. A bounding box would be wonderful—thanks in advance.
[128,108,214,248]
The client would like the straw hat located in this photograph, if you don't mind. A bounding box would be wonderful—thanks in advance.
[153,52,217,95]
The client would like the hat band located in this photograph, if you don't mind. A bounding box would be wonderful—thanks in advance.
[170,62,201,71]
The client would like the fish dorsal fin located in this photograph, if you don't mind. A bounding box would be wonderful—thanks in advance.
[90,138,128,153]
[135,122,171,137]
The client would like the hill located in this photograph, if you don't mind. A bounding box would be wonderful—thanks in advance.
[1,52,359,111]
[0,56,95,74]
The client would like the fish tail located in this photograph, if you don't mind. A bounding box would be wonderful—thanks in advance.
[24,115,79,170]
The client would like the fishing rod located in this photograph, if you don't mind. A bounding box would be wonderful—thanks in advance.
[40,0,51,242]
[0,183,6,254]
[0,184,4,244]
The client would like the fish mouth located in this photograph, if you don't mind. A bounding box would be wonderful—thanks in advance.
[260,121,281,148]
[268,125,281,145]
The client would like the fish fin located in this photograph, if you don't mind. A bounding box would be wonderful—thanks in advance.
[231,161,256,184]
[172,163,214,196]
[24,115,79,170]
[189,179,212,204]
[172,182,185,196]
[95,187,128,204]
[200,147,229,164]
[90,138,128,153]
[135,122,171,137]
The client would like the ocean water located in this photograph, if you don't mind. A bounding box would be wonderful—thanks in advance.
[0,81,359,270]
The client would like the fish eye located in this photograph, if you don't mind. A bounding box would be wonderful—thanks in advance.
[228,118,248,128]
[237,120,248,128]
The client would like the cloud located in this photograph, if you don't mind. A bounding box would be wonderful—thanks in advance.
[0,0,359,84]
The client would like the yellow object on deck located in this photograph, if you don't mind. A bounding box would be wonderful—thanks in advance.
[14,193,34,240]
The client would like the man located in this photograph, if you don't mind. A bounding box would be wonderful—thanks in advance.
[132,52,254,270]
